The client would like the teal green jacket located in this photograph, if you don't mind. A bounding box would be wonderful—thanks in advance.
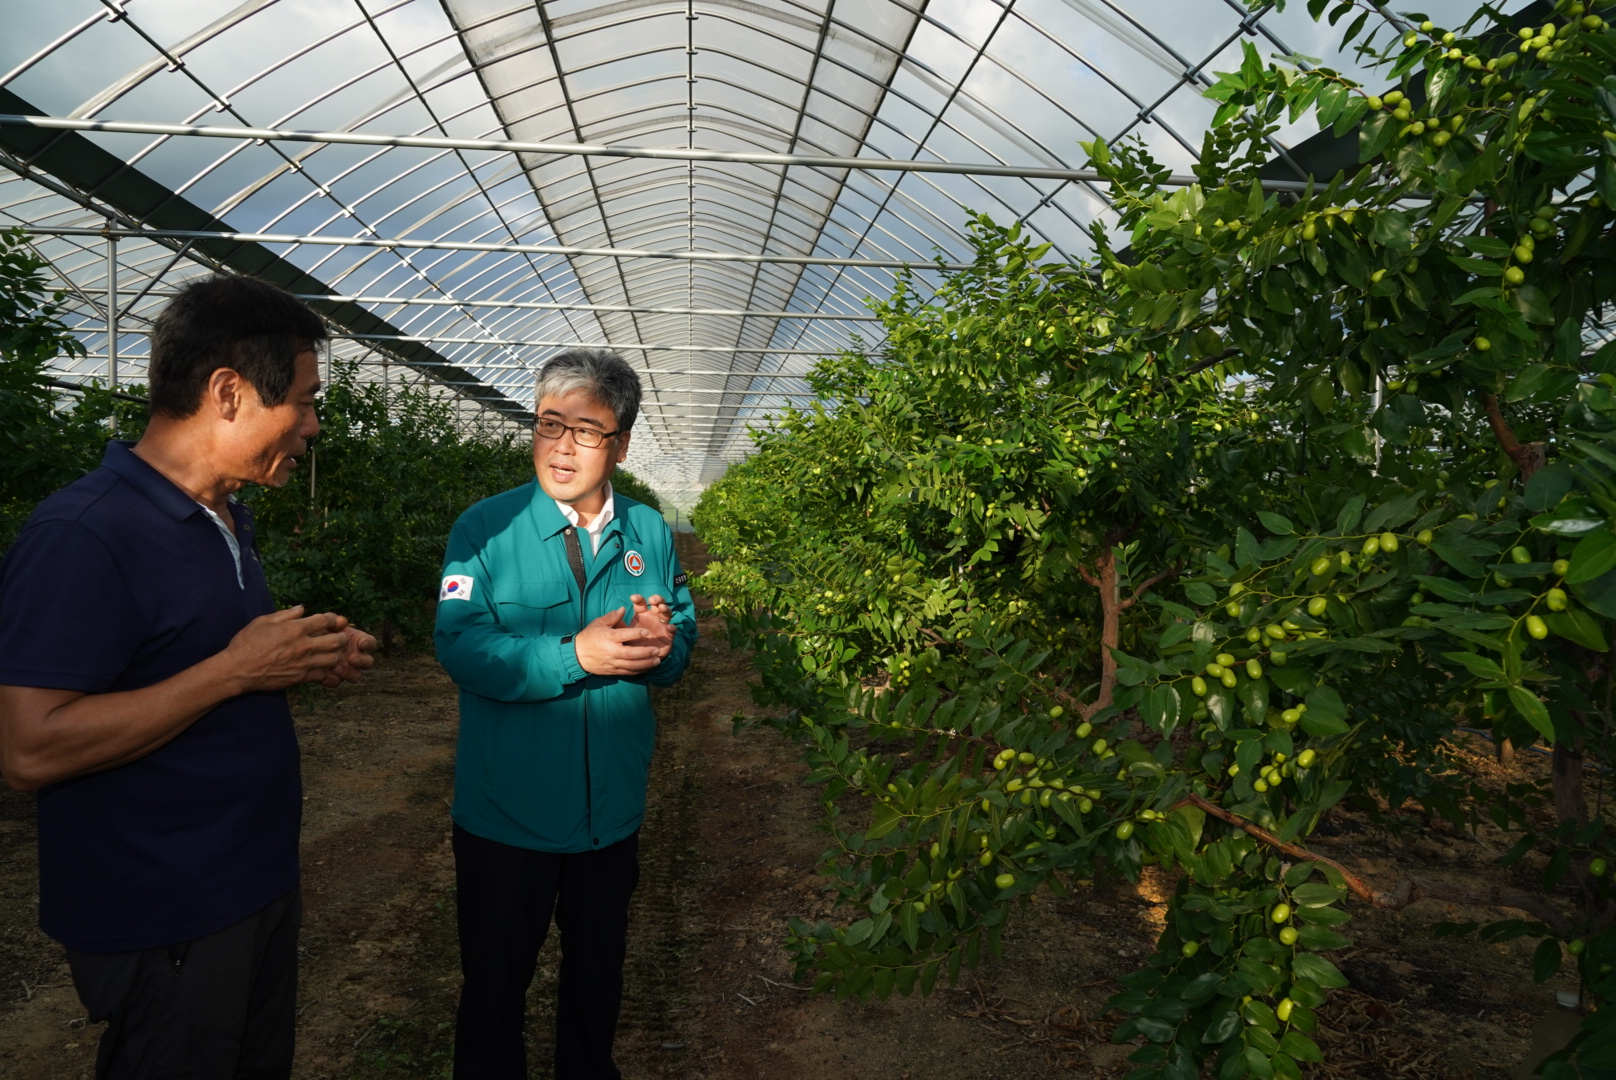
[434,481,696,853]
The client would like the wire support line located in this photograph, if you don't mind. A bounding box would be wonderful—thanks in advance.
[17,225,977,270]
[0,114,1317,191]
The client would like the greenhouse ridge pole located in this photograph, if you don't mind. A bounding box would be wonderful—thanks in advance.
[0,114,1317,192]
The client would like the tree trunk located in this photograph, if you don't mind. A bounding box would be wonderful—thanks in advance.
[1553,740,1586,829]
[1077,546,1122,726]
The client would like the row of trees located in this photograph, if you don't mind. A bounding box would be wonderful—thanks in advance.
[694,1,1616,1076]
[0,227,660,648]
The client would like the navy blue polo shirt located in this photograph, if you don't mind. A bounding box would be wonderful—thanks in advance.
[0,441,300,952]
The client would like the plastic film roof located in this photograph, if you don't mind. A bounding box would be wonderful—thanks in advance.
[0,0,1523,509]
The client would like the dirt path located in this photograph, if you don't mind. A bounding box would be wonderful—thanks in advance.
[0,542,1580,1078]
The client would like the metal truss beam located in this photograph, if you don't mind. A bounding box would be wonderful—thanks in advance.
[0,114,1316,192]
[135,292,880,321]
[17,225,975,270]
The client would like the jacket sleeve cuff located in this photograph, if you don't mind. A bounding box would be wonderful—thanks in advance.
[558,638,589,685]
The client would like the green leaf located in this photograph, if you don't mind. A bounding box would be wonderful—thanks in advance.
[1146,683,1183,734]
[1300,687,1348,736]
[1415,575,1475,602]
[1290,953,1348,988]
[1509,686,1555,741]
[1525,463,1577,513]
[1237,527,1264,569]
[1430,535,1491,579]
[867,804,905,841]
[1568,530,1616,585]
[1296,924,1353,951]
[1291,882,1343,907]
[1545,609,1608,652]
[1443,652,1506,680]
[1203,1003,1243,1044]
[1511,285,1555,326]
[1575,568,1616,620]
[1186,582,1218,606]
[1279,1031,1324,1064]
[1136,1015,1178,1043]
[1335,494,1367,533]
[899,901,920,950]
[1258,511,1295,535]
[1534,937,1564,983]
[1370,209,1411,250]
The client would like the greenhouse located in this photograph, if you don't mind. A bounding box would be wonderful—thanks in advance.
[2,0,1616,1077]
[0,0,1546,507]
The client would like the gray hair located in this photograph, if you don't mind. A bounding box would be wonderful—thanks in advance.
[534,348,642,430]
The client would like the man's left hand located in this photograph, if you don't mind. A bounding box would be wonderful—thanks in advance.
[316,626,378,687]
[629,594,675,651]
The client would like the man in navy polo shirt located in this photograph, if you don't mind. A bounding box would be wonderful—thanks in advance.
[0,274,376,1080]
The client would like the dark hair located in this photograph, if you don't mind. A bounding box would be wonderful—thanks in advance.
[148,275,328,418]
[535,348,642,430]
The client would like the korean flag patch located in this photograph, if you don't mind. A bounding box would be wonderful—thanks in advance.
[439,574,474,601]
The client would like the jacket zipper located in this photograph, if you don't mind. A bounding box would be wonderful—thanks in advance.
[562,527,592,844]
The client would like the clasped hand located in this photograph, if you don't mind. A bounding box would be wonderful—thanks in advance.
[574,594,674,676]
[224,606,378,691]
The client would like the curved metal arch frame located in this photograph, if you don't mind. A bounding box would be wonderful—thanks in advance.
[0,0,1441,501]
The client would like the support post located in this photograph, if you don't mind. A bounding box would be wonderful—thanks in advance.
[105,231,118,394]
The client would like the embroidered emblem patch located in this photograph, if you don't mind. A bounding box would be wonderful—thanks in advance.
[624,550,645,576]
[439,574,474,601]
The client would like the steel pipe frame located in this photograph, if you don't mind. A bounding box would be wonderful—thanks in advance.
[5,0,1361,492]
[0,164,541,427]
[0,116,1315,193]
[62,5,601,368]
[461,0,927,347]
[18,214,868,365]
[14,224,983,270]
[27,10,1039,352]
[107,322,843,355]
[127,290,878,320]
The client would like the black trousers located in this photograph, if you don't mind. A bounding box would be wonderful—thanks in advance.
[65,889,302,1080]
[452,824,640,1080]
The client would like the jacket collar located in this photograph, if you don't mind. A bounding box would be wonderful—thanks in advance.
[527,479,642,545]
[527,481,573,539]
[100,440,209,523]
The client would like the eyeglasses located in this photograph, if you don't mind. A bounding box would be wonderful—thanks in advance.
[534,418,621,448]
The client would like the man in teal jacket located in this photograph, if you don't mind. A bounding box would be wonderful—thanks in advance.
[435,348,696,1080]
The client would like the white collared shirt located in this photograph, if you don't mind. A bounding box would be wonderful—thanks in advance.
[556,482,615,554]
[196,499,244,589]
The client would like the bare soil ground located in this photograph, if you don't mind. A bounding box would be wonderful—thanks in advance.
[0,537,1586,1078]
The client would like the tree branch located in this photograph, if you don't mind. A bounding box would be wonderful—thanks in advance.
[1482,391,1546,481]
[1175,792,1381,903]
[1120,561,1181,612]
[1173,792,1577,936]
[1482,392,1523,456]
[1382,877,1575,939]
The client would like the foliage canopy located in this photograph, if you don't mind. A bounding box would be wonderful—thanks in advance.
[695,3,1616,1075]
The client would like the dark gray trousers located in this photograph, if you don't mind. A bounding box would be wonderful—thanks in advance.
[65,889,302,1080]
[452,824,640,1080]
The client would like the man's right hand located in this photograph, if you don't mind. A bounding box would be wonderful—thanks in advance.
[574,608,670,676]
[223,606,351,691]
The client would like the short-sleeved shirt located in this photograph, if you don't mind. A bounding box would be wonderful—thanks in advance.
[0,441,300,953]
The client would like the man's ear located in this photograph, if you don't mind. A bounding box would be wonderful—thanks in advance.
[204,368,246,421]
[615,428,632,463]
